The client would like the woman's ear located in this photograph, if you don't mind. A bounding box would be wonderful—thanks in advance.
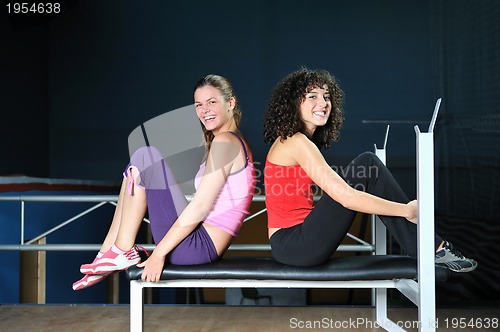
[228,96,236,111]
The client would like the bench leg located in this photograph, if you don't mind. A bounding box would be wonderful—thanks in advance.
[130,280,144,332]
[375,288,405,332]
[375,287,387,322]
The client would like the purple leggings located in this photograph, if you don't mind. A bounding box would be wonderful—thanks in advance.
[125,146,218,265]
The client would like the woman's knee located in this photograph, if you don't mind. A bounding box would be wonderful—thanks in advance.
[345,151,387,185]
[129,146,164,171]
[353,151,379,165]
[353,151,387,171]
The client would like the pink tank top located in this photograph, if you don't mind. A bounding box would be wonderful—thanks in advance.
[194,133,256,236]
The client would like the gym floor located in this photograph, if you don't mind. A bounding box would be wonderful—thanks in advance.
[1,304,498,331]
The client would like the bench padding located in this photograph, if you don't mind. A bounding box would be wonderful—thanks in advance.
[126,255,450,282]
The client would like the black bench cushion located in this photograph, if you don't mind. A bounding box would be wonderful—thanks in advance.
[126,255,450,282]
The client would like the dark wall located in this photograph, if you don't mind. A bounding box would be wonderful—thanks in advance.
[1,8,50,177]
[1,0,435,193]
[430,0,500,304]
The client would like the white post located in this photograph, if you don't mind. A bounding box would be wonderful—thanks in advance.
[415,125,436,332]
[130,281,144,332]
[374,125,390,256]
[374,125,389,321]
[374,142,388,256]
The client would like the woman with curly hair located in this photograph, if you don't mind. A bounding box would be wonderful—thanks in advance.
[263,67,477,272]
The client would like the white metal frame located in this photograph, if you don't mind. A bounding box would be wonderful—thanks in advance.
[414,124,436,331]
[131,279,420,332]
[373,125,390,322]
[0,196,372,253]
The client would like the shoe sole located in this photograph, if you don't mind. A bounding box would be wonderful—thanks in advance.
[73,273,111,291]
[81,260,140,275]
[436,262,478,273]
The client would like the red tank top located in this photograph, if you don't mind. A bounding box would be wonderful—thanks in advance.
[264,158,314,228]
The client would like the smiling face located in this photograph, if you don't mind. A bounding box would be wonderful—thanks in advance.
[299,85,331,136]
[194,85,235,135]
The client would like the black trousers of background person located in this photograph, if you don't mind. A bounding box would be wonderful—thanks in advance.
[269,152,444,267]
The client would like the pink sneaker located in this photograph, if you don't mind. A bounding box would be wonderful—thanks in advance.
[72,273,110,291]
[80,244,146,275]
[79,251,103,273]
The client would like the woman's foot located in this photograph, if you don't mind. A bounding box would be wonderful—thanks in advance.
[435,240,478,272]
[80,244,144,275]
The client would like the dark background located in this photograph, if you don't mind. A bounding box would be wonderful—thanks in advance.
[1,0,438,183]
[1,0,498,305]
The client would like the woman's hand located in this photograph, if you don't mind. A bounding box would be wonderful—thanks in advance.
[137,251,165,282]
[406,200,418,224]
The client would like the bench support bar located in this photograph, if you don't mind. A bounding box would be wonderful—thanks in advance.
[130,278,420,332]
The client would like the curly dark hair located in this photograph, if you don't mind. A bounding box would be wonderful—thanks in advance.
[263,67,344,149]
